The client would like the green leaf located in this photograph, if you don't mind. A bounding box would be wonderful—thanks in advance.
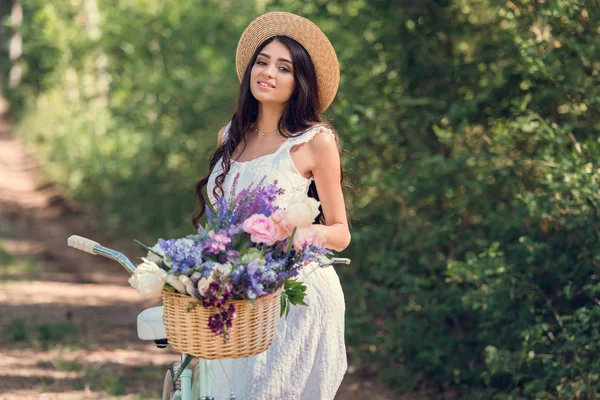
[133,239,164,259]
[163,283,177,293]
[280,279,308,319]
[280,291,286,317]
[186,301,202,312]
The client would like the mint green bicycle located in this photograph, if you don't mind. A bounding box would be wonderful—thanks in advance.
[67,234,350,400]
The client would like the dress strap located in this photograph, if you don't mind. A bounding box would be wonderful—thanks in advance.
[223,120,232,141]
[282,125,335,150]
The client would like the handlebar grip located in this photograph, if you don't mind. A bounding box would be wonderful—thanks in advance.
[329,257,350,265]
[67,235,100,255]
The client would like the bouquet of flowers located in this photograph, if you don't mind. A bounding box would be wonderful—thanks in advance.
[129,174,330,344]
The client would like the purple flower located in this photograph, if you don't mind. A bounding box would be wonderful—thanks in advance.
[226,249,241,263]
[199,261,217,278]
[199,275,237,342]
[247,260,260,275]
[204,205,213,224]
[203,175,285,244]
[222,175,284,224]
[262,269,277,284]
[158,238,203,274]
[203,230,231,254]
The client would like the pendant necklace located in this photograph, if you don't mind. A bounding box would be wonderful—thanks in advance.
[255,126,277,136]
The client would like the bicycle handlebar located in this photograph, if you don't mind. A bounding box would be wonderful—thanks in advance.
[67,235,137,274]
[314,254,351,267]
[67,235,350,275]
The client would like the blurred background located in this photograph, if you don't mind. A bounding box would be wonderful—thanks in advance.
[1,0,599,399]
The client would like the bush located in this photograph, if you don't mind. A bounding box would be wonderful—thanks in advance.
[4,0,600,397]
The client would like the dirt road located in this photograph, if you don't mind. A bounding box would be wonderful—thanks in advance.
[0,116,405,399]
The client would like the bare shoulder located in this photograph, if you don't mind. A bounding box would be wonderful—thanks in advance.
[308,125,338,155]
[306,126,340,174]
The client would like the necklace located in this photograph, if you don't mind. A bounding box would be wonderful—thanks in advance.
[255,126,277,136]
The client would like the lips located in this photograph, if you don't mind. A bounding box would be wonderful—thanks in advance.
[257,80,275,88]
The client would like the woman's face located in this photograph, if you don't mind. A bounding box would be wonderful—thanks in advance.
[250,40,296,108]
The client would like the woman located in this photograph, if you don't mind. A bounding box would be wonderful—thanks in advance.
[192,11,351,399]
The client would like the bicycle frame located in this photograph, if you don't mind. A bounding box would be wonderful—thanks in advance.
[178,353,194,400]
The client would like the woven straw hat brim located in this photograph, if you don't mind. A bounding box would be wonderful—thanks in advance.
[235,11,340,113]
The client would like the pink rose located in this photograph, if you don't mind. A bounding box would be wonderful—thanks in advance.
[242,214,278,245]
[271,210,294,241]
[293,226,326,251]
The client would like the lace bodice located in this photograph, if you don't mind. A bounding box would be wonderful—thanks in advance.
[207,121,335,209]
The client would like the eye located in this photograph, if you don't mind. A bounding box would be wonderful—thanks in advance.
[256,60,266,65]
[280,67,291,73]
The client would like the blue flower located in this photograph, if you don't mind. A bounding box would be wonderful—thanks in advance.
[200,261,217,278]
[158,238,203,274]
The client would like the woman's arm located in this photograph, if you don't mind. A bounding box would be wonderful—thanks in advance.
[309,129,351,252]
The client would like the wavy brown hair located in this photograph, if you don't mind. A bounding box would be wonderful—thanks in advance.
[192,35,352,229]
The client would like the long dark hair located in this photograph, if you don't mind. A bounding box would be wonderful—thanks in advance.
[192,35,352,229]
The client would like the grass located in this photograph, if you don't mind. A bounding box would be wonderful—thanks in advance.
[72,365,127,395]
[38,375,57,392]
[4,318,28,341]
[30,356,163,397]
[53,358,84,372]
[71,364,164,397]
[3,318,93,350]
[0,235,42,283]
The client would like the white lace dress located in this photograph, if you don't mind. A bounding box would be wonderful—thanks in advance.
[205,122,348,400]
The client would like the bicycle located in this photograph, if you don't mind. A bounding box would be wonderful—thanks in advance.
[67,234,350,400]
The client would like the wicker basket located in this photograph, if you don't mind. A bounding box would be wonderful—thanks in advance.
[162,288,282,359]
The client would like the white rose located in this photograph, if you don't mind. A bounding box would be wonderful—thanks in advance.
[146,253,162,264]
[178,275,196,296]
[146,243,165,263]
[285,195,321,228]
[197,277,213,296]
[165,274,186,293]
[129,258,167,297]
[128,274,164,297]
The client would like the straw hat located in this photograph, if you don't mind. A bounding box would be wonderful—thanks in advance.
[235,11,340,113]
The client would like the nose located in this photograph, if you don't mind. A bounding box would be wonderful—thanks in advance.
[263,63,276,78]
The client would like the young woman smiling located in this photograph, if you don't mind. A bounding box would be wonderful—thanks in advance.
[192,11,351,400]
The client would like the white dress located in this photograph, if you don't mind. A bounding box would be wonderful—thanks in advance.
[205,122,348,400]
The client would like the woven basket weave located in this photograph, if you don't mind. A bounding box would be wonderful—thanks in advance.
[162,288,282,359]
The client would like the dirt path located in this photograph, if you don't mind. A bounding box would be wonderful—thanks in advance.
[0,116,406,399]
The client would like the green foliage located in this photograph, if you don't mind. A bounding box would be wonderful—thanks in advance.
[3,318,84,350]
[70,362,162,396]
[4,0,600,398]
[7,0,253,242]
[0,221,43,282]
[268,0,600,397]
[4,318,28,342]
[280,278,308,317]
